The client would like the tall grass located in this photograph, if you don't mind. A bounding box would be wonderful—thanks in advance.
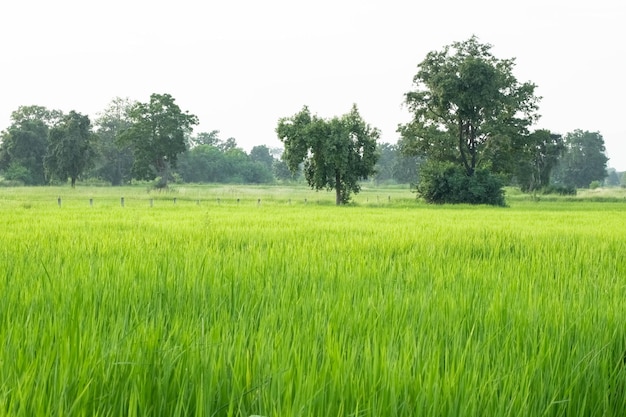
[1,187,625,416]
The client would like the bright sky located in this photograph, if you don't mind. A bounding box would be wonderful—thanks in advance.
[1,0,624,170]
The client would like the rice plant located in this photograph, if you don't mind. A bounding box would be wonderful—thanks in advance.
[0,187,624,416]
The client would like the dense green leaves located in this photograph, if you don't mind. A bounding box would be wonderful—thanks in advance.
[515,129,564,192]
[119,93,198,187]
[44,111,95,187]
[374,142,420,185]
[178,135,274,184]
[416,161,505,205]
[91,97,135,185]
[552,130,608,188]
[0,105,61,185]
[277,105,379,204]
[399,36,540,204]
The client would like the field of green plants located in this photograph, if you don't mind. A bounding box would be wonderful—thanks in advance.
[1,185,625,416]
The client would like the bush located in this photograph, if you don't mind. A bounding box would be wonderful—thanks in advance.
[541,184,577,196]
[4,163,33,185]
[415,162,505,206]
[589,180,601,189]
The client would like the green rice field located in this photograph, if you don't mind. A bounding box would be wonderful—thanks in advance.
[1,185,625,416]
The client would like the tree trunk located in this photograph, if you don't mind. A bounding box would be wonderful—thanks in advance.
[335,171,342,205]
[71,177,76,188]
[459,120,472,176]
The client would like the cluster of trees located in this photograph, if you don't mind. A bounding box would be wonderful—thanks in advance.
[1,37,617,205]
[0,95,293,188]
[397,36,611,204]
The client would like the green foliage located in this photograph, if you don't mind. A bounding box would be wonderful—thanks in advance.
[416,161,505,205]
[552,130,608,188]
[399,36,540,179]
[277,104,379,204]
[515,129,564,192]
[44,111,95,187]
[249,145,274,171]
[374,141,420,184]
[589,180,601,189]
[3,162,31,184]
[91,97,135,185]
[119,93,198,187]
[0,105,60,185]
[540,184,577,195]
[605,168,620,187]
[272,158,297,182]
[178,136,274,184]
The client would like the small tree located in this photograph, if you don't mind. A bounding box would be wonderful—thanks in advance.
[44,111,95,187]
[277,105,379,205]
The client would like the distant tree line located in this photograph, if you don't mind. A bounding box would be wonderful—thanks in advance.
[0,96,414,192]
[1,38,619,205]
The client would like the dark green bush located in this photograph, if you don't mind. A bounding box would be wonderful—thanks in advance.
[415,162,505,206]
[541,184,577,195]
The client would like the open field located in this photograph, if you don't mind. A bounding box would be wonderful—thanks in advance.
[1,185,625,416]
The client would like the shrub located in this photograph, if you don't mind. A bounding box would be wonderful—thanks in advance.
[541,184,577,196]
[415,162,505,206]
[589,180,601,189]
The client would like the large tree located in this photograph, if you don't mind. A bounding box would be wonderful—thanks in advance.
[553,130,608,188]
[399,36,540,203]
[0,105,62,185]
[277,104,379,205]
[119,93,198,187]
[92,97,135,185]
[44,111,95,187]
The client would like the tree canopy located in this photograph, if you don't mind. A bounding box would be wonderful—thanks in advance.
[0,105,62,185]
[515,129,564,192]
[552,130,608,188]
[119,93,198,187]
[398,36,541,204]
[44,111,95,187]
[92,97,135,185]
[277,105,379,205]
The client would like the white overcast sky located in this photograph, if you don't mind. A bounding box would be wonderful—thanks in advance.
[1,0,624,170]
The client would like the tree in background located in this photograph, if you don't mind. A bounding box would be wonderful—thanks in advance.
[0,105,62,185]
[44,111,95,187]
[604,168,620,187]
[250,145,274,172]
[399,36,540,204]
[277,104,379,205]
[188,130,220,148]
[515,129,564,192]
[177,134,274,184]
[119,93,198,187]
[374,141,420,185]
[92,97,135,185]
[552,130,608,188]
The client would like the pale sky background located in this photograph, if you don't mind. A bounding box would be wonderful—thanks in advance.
[1,0,624,170]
